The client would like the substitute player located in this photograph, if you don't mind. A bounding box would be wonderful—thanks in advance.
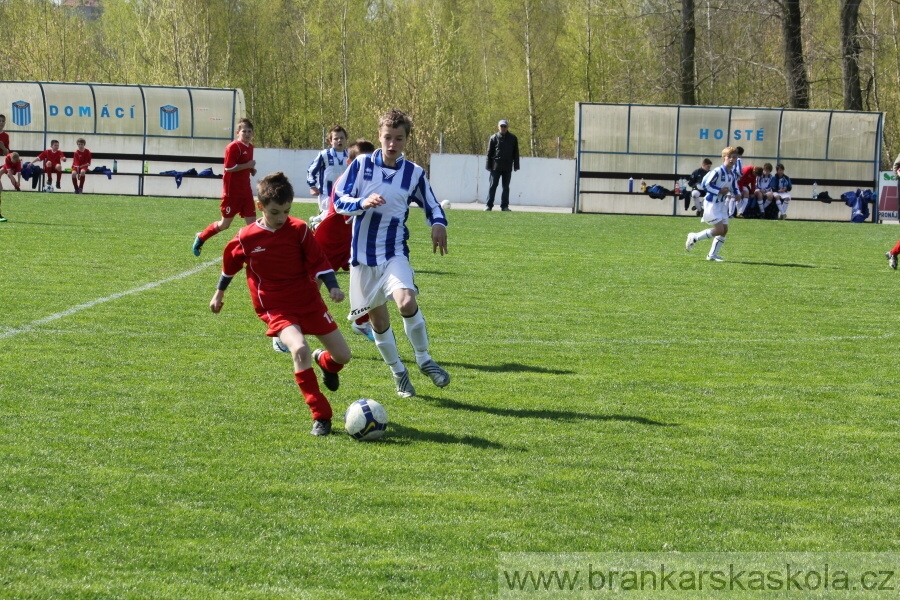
[35,140,66,190]
[209,172,351,437]
[334,109,449,398]
[306,125,349,228]
[193,118,257,256]
[71,138,92,193]
[685,146,739,262]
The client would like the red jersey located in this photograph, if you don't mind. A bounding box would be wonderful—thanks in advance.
[38,148,65,167]
[313,171,353,271]
[3,154,21,173]
[222,139,254,201]
[72,148,92,169]
[0,131,9,154]
[222,217,334,315]
[737,165,755,191]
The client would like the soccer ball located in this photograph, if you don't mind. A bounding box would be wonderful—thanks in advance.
[43,185,54,193]
[344,398,388,441]
[440,199,451,210]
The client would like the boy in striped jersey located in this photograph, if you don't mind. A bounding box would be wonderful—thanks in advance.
[334,109,449,398]
[685,147,739,262]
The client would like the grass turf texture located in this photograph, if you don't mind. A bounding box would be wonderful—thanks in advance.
[1,193,898,598]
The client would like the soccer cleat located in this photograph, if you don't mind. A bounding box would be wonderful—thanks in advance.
[192,234,204,257]
[418,359,450,388]
[55,182,61,190]
[501,207,511,212]
[310,419,332,436]
[685,233,696,252]
[706,254,724,262]
[778,213,785,220]
[483,206,492,211]
[351,321,375,342]
[393,368,416,398]
[0,215,7,223]
[272,336,290,353]
[312,349,339,391]
[888,252,898,270]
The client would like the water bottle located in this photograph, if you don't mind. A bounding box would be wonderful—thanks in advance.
[812,181,818,199]
[113,159,118,173]
[628,177,634,193]
[143,161,149,174]
[640,178,647,192]
[674,179,681,195]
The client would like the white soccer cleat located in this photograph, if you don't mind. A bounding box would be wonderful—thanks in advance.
[351,321,375,342]
[706,254,724,262]
[685,233,696,252]
[887,252,897,270]
[393,368,416,398]
[418,359,450,388]
[272,336,290,353]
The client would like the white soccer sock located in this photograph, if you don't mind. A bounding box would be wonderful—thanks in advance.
[737,198,748,214]
[708,235,725,258]
[372,326,405,374]
[402,309,432,365]
[780,199,789,214]
[693,228,713,241]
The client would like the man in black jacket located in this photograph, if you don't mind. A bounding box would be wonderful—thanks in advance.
[484,119,520,211]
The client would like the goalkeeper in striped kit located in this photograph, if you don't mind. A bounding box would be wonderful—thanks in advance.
[334,109,449,398]
[685,147,739,262]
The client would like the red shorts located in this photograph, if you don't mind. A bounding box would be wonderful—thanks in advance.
[261,305,339,338]
[73,165,90,173]
[43,160,61,170]
[220,193,256,219]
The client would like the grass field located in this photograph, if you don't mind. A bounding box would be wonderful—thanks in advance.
[1,192,898,598]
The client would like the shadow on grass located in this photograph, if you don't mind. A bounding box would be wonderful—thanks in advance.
[422,395,677,427]
[732,260,821,269]
[445,362,576,375]
[380,422,505,449]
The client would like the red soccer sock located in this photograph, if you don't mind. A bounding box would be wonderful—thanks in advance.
[891,240,900,256]
[55,173,61,186]
[198,222,222,243]
[315,349,345,373]
[295,368,333,420]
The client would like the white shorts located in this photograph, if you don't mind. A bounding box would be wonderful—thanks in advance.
[774,192,791,201]
[702,197,729,225]
[348,256,418,320]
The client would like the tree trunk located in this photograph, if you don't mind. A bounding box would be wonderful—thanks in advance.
[782,0,809,109]
[841,0,863,110]
[680,0,696,105]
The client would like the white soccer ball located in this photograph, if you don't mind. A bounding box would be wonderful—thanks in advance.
[440,199,451,210]
[344,398,388,441]
[44,185,54,193]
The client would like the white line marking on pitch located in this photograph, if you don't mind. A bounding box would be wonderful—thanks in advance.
[0,260,220,340]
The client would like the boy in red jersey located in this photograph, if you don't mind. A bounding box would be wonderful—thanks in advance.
[312,138,376,342]
[0,151,22,221]
[193,118,257,256]
[209,171,351,436]
[71,138,92,193]
[35,140,66,190]
[0,114,9,156]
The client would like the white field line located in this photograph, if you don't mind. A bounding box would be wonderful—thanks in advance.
[1,259,220,340]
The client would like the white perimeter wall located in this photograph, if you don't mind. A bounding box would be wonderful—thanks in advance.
[428,154,575,210]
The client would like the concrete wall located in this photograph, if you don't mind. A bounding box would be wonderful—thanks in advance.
[429,154,575,210]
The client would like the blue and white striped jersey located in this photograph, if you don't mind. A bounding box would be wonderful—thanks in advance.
[307,148,350,198]
[334,149,448,267]
[756,173,774,191]
[701,164,739,203]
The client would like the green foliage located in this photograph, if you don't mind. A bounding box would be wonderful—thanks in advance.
[2,0,900,164]
[0,193,899,597]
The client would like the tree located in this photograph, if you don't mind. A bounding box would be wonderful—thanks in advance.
[781,0,810,108]
[680,0,696,105]
[840,0,863,110]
